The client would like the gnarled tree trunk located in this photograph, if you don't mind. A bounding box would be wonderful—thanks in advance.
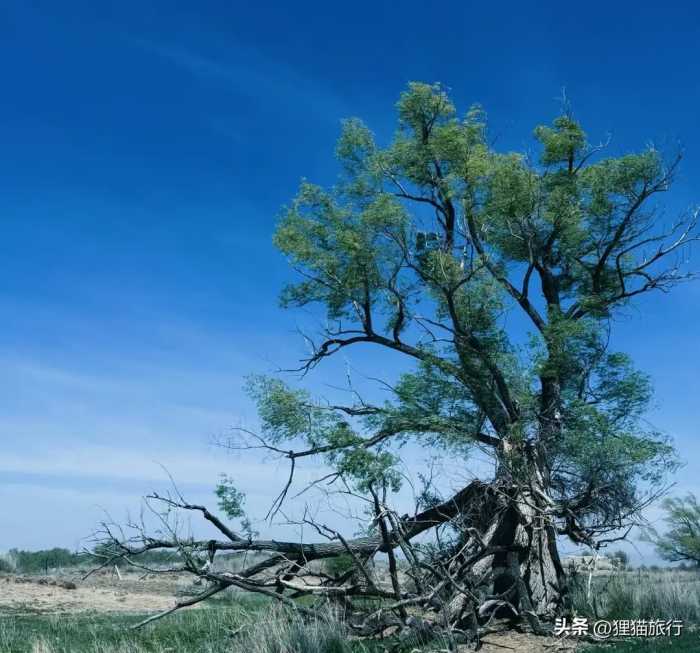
[445,465,568,633]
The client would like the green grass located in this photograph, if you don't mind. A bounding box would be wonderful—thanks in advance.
[2,607,697,653]
[586,631,699,652]
[1,610,243,653]
[0,607,397,653]
[566,570,700,652]
[570,570,700,623]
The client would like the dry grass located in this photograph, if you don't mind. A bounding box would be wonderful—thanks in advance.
[571,569,700,622]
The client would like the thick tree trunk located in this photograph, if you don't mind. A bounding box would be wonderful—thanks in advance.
[499,488,567,618]
[448,469,567,632]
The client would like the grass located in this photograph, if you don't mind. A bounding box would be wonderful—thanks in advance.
[4,609,697,653]
[566,569,700,652]
[1,570,699,652]
[0,606,400,653]
[586,631,700,652]
[2,607,697,653]
[570,569,700,623]
[1,611,235,653]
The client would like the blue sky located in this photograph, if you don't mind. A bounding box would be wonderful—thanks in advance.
[1,1,699,562]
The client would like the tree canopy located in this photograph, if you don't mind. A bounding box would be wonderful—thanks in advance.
[262,82,692,541]
[101,83,697,640]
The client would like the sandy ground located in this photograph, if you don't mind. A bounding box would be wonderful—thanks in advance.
[0,570,191,616]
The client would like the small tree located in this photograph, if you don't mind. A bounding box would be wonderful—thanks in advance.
[644,493,700,567]
[607,549,629,569]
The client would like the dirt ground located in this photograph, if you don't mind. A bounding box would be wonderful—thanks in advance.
[0,569,193,616]
[474,631,580,652]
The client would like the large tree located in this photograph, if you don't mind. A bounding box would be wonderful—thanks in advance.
[100,83,695,642]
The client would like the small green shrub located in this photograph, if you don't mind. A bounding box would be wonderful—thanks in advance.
[324,554,356,578]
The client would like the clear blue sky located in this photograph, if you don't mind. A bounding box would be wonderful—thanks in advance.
[1,1,699,562]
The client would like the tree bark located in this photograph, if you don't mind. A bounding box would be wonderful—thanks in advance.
[447,469,567,630]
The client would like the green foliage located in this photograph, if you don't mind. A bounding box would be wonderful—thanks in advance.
[6,548,86,573]
[254,81,691,530]
[246,374,401,492]
[274,183,408,325]
[644,494,700,565]
[332,446,401,493]
[324,553,356,577]
[91,543,181,568]
[608,549,630,569]
[376,359,485,452]
[246,375,360,450]
[214,475,261,537]
[534,115,587,166]
[214,475,263,538]
[215,474,246,520]
[1,547,184,575]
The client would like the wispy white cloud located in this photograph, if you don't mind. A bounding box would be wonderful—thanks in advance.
[130,37,349,124]
[1,444,250,486]
[0,437,336,542]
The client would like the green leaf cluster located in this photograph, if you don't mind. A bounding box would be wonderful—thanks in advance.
[248,82,691,523]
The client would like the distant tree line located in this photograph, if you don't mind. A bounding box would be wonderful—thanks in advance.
[0,548,85,574]
[0,546,182,574]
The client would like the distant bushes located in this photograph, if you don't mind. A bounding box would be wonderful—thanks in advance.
[0,554,14,573]
[2,548,86,574]
[0,546,183,574]
[91,543,182,568]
